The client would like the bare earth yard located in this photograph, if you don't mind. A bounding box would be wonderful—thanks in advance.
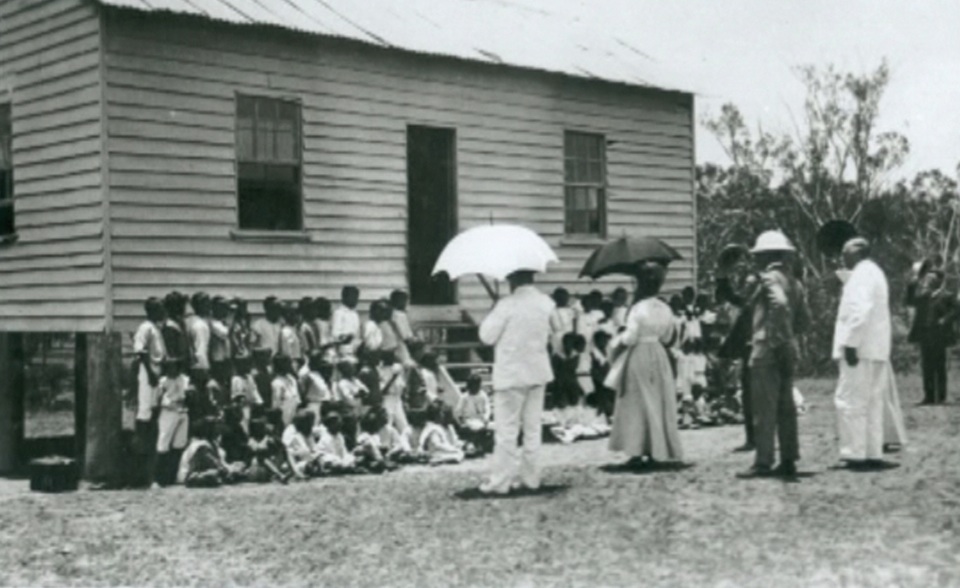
[2,372,960,587]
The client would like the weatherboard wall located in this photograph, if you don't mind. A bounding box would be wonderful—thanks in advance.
[0,0,107,332]
[102,9,695,332]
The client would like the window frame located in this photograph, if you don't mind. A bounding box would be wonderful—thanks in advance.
[233,92,306,236]
[562,130,607,239]
[0,101,15,243]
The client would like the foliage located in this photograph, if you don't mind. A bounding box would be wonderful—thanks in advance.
[698,61,960,375]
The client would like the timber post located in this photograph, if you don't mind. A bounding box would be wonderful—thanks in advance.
[81,332,124,483]
[0,333,25,474]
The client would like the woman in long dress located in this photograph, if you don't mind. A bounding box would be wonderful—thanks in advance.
[608,261,684,464]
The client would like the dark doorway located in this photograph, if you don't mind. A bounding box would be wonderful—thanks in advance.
[407,125,458,305]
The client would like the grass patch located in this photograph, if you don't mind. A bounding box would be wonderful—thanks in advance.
[1,371,959,587]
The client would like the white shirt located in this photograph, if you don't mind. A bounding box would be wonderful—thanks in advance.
[479,284,555,390]
[332,306,361,356]
[832,258,891,361]
[185,315,211,370]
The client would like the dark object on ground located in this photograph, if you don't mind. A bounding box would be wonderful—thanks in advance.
[30,456,79,493]
[454,484,570,500]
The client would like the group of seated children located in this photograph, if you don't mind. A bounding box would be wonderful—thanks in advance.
[543,287,628,444]
[131,286,495,489]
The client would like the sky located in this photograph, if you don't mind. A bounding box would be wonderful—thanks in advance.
[522,0,960,179]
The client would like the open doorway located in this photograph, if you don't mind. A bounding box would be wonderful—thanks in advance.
[407,125,458,306]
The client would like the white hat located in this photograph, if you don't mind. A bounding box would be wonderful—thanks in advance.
[751,231,795,253]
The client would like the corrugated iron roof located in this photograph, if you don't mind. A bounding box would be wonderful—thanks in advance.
[93,0,691,93]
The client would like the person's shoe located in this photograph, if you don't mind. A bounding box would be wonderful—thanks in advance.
[733,443,755,453]
[736,465,774,479]
[149,482,162,491]
[882,443,902,454]
[772,461,797,478]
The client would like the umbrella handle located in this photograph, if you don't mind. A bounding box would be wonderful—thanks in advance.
[477,274,499,303]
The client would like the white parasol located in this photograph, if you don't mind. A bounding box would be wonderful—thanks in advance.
[431,224,558,286]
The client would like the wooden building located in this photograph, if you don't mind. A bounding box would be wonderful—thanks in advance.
[0,0,696,480]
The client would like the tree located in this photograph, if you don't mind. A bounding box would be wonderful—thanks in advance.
[696,61,935,374]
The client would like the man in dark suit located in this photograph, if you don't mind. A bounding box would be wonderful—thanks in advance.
[906,268,957,404]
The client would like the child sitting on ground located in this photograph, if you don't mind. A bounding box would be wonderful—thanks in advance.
[418,400,465,465]
[283,410,325,479]
[271,355,301,427]
[354,410,393,474]
[246,418,291,483]
[178,417,244,488]
[454,373,493,456]
[220,405,252,466]
[313,411,356,473]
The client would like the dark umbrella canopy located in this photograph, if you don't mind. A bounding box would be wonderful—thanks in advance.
[579,236,682,279]
[816,219,858,258]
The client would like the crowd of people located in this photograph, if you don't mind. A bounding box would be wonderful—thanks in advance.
[130,287,495,489]
[133,228,908,492]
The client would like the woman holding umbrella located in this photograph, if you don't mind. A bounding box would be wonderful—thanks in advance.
[606,261,683,466]
[580,235,684,467]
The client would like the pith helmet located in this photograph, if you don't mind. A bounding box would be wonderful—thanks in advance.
[750,230,795,253]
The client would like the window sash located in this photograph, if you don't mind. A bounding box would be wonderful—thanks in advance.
[236,95,303,231]
[563,131,606,236]
[236,96,300,165]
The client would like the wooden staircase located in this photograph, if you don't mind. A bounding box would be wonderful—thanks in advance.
[408,306,493,386]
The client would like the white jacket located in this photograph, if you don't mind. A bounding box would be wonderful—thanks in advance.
[832,258,891,361]
[479,285,555,390]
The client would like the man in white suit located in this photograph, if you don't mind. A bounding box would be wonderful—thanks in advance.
[832,238,907,466]
[478,270,555,494]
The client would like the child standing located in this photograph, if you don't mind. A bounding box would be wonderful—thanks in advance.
[209,296,232,394]
[155,358,190,486]
[388,290,417,345]
[132,297,166,487]
[312,297,336,363]
[251,296,283,359]
[279,302,303,367]
[230,355,262,430]
[332,286,362,361]
[229,297,252,360]
[589,330,615,420]
[611,287,629,332]
[549,287,576,354]
[186,292,212,373]
[271,356,301,427]
[300,354,332,420]
[298,297,319,361]
[379,350,409,434]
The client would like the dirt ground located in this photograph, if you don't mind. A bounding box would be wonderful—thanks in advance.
[1,372,959,587]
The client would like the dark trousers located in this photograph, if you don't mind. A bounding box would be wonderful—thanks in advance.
[740,360,754,445]
[920,343,947,403]
[750,348,798,469]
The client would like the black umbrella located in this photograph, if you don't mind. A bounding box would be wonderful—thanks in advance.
[816,219,858,258]
[579,236,682,279]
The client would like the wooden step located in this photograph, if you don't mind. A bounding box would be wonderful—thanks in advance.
[429,341,491,351]
[407,305,463,324]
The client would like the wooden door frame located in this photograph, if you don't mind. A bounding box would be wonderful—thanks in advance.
[405,124,459,305]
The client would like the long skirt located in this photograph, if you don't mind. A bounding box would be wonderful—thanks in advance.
[608,341,683,461]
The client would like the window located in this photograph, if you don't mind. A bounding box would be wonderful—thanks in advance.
[236,95,302,231]
[0,103,14,237]
[563,131,606,237]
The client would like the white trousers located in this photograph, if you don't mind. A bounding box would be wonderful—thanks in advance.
[486,384,545,492]
[835,360,887,460]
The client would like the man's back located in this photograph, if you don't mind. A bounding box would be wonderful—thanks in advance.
[479,285,555,390]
